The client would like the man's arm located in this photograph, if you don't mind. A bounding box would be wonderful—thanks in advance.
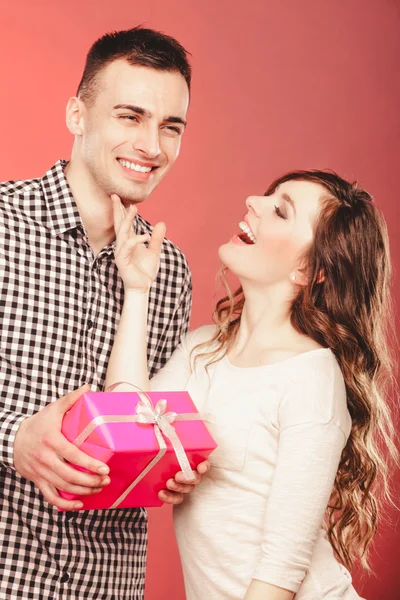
[8,385,112,510]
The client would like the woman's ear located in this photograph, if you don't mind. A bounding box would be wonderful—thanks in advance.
[289,266,325,286]
[289,268,308,286]
[66,96,85,136]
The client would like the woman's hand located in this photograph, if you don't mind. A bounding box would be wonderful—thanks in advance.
[112,194,166,293]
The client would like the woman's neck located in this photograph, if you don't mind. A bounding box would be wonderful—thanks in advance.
[228,281,321,367]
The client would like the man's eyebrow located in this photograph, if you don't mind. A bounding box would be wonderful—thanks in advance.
[164,116,187,128]
[282,193,296,215]
[113,104,187,128]
[113,104,152,118]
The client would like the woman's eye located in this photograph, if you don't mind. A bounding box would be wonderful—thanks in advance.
[274,205,287,219]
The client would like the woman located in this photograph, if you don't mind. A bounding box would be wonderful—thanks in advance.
[106,171,397,599]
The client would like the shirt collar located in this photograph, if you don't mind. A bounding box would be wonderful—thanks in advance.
[40,159,83,236]
[40,159,142,245]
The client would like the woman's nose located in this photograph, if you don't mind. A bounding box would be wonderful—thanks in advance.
[245,196,261,216]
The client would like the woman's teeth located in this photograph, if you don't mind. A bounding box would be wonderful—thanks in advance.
[239,221,256,244]
[118,159,152,173]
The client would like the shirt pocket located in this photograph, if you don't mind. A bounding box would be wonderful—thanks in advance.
[204,414,251,472]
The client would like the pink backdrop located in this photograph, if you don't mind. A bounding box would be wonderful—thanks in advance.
[1,1,399,598]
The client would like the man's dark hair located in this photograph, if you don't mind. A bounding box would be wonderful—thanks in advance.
[77,26,192,104]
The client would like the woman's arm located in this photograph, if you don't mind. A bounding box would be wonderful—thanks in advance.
[105,289,150,391]
[249,361,349,595]
[244,580,294,600]
[105,196,166,391]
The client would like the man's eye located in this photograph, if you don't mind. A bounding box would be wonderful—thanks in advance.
[274,205,287,219]
[164,126,181,135]
[119,115,138,122]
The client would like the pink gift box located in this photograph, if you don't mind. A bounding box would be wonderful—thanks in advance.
[60,390,217,510]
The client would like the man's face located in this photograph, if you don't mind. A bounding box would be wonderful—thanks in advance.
[78,60,189,204]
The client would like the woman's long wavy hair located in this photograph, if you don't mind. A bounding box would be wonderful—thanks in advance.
[193,170,398,571]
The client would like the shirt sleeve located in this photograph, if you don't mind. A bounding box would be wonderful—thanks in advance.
[0,410,26,470]
[0,356,29,470]
[253,357,350,593]
[149,266,192,378]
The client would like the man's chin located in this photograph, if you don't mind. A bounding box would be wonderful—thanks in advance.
[111,185,152,206]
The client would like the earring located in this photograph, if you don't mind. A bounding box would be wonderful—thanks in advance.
[290,273,296,282]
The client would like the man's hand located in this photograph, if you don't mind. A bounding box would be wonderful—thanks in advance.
[13,385,111,511]
[159,460,210,505]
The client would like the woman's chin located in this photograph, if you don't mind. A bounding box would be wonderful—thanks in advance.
[218,243,239,274]
[217,241,232,263]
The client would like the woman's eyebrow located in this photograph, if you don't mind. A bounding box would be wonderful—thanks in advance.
[282,193,296,215]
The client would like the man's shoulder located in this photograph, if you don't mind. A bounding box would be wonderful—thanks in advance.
[0,174,41,210]
[136,214,191,274]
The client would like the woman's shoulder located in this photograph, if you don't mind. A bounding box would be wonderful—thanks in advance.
[183,324,218,351]
[278,349,351,437]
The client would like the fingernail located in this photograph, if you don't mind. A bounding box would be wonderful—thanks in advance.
[98,466,109,475]
[74,502,83,509]
[101,477,110,486]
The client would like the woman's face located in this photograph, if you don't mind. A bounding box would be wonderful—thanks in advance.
[219,179,326,287]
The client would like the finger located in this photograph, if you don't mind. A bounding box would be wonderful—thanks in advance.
[166,478,195,494]
[55,437,110,475]
[148,222,166,256]
[117,204,138,242]
[111,194,125,234]
[41,468,108,496]
[196,460,210,475]
[174,470,200,485]
[118,236,151,265]
[50,456,111,488]
[158,490,184,505]
[116,234,151,262]
[114,206,138,255]
[56,384,91,415]
[39,480,84,511]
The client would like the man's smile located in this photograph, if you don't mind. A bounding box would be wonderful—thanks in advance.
[117,157,159,181]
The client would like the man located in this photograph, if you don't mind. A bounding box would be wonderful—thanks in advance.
[0,27,206,599]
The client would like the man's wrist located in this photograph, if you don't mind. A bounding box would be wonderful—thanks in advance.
[0,412,28,471]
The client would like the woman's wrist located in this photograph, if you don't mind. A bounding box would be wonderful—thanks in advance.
[124,286,151,297]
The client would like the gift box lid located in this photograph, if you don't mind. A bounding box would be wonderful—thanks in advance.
[62,391,217,454]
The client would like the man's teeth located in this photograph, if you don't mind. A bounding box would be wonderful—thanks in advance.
[239,221,256,243]
[118,159,152,173]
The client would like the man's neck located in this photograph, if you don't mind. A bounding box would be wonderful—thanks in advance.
[64,159,115,255]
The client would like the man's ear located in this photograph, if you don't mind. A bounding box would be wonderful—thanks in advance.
[66,96,85,136]
[316,270,325,284]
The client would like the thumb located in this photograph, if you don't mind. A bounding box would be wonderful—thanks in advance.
[56,384,91,414]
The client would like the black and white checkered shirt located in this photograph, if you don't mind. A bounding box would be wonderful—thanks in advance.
[0,160,192,599]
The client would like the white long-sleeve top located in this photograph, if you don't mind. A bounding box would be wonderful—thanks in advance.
[151,326,362,599]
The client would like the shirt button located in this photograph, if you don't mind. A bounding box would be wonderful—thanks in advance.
[60,572,70,583]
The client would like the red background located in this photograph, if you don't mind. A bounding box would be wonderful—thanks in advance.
[1,1,398,598]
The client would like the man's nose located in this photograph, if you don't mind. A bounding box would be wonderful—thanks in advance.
[132,125,161,159]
